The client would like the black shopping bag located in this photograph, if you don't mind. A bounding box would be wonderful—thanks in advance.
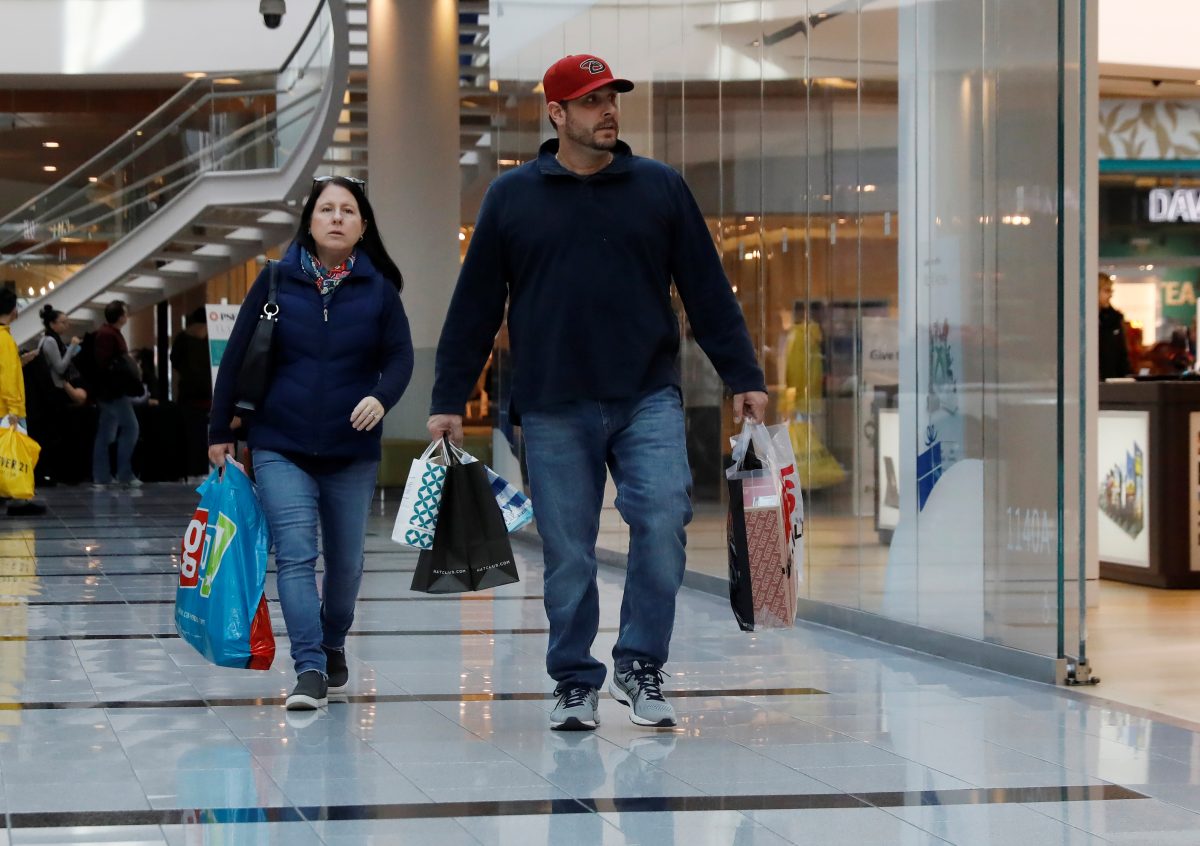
[727,438,763,632]
[411,443,520,594]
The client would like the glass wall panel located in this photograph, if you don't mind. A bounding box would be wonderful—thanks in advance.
[479,0,1082,667]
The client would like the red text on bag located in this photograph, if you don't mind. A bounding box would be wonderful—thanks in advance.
[180,507,208,589]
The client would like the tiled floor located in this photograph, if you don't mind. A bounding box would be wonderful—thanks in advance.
[0,485,1196,844]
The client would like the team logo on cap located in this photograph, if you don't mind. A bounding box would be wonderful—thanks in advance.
[580,58,606,74]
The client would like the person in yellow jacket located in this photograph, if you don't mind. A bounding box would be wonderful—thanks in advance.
[780,305,846,490]
[0,288,46,516]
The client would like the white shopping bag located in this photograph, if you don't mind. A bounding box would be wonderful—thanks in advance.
[391,440,451,550]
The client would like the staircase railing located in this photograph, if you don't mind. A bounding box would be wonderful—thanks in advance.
[3,0,349,343]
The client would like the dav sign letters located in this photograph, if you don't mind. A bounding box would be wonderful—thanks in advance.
[1148,188,1200,223]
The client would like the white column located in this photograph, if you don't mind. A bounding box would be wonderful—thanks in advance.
[368,0,460,439]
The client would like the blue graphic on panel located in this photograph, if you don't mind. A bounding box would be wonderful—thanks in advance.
[917,425,943,510]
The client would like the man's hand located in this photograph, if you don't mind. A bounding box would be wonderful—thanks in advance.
[426,414,464,447]
[19,350,37,366]
[733,391,769,425]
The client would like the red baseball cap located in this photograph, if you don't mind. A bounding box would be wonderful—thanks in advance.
[542,54,634,103]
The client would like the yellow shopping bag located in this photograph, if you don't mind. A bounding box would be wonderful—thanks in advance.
[0,426,40,500]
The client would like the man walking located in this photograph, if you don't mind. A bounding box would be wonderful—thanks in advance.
[427,55,767,731]
[91,301,140,487]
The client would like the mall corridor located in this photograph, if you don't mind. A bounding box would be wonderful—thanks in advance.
[0,485,1189,845]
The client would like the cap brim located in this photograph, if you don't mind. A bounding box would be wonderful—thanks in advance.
[558,77,635,102]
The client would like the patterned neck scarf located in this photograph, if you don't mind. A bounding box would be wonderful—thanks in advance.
[301,247,356,298]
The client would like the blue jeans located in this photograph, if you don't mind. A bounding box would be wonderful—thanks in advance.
[522,386,693,690]
[92,398,139,484]
[252,449,379,676]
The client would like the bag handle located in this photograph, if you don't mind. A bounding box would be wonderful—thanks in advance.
[261,261,279,320]
[441,434,461,466]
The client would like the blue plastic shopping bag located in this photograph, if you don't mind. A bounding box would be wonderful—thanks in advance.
[175,463,275,670]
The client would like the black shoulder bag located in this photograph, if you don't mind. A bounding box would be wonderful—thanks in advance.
[233,262,279,414]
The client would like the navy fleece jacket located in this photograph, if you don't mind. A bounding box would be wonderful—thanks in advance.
[431,139,766,418]
[209,242,414,461]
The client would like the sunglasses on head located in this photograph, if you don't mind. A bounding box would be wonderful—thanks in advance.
[312,175,367,195]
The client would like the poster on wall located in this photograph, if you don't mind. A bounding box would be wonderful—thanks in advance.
[876,408,900,531]
[205,304,241,386]
[1097,410,1151,568]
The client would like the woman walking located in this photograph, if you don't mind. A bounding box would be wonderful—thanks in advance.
[209,176,413,710]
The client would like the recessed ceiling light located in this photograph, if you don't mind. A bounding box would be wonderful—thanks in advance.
[88,177,98,183]
[43,165,57,172]
[184,71,207,79]
[213,77,242,85]
[42,141,60,149]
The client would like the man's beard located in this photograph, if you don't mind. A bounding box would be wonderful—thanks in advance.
[566,120,618,151]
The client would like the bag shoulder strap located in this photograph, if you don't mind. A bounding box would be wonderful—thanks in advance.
[262,261,280,317]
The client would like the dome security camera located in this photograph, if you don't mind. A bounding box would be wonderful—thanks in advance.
[260,0,286,29]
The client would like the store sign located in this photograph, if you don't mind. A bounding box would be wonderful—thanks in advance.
[861,316,899,386]
[1148,188,1200,223]
[206,304,241,387]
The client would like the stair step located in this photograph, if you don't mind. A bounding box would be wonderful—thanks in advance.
[149,251,226,264]
[459,44,488,58]
[460,23,488,36]
[458,0,488,13]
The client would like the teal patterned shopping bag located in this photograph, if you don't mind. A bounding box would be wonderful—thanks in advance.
[391,440,451,549]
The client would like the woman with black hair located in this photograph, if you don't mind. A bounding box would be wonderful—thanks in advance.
[208,176,413,711]
[27,305,85,486]
[38,306,83,394]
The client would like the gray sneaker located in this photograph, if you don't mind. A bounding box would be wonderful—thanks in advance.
[609,661,676,727]
[550,685,599,731]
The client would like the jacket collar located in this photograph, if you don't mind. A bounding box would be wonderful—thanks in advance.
[279,241,379,282]
[536,138,634,180]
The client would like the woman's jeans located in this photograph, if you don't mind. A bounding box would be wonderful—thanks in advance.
[252,449,379,676]
[521,386,693,691]
[92,397,139,484]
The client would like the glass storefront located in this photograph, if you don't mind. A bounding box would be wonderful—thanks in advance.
[471,0,1088,678]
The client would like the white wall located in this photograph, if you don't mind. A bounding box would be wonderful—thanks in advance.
[1099,0,1200,74]
[0,0,320,75]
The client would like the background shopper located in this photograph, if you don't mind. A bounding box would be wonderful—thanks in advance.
[428,54,767,731]
[209,176,413,712]
[0,289,46,516]
[1099,272,1133,381]
[91,300,141,488]
[171,308,212,479]
[30,306,83,485]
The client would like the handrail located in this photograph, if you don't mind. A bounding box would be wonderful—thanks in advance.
[280,0,328,74]
[3,89,322,266]
[0,78,206,231]
[7,84,281,233]
[6,0,349,344]
[1,0,331,247]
